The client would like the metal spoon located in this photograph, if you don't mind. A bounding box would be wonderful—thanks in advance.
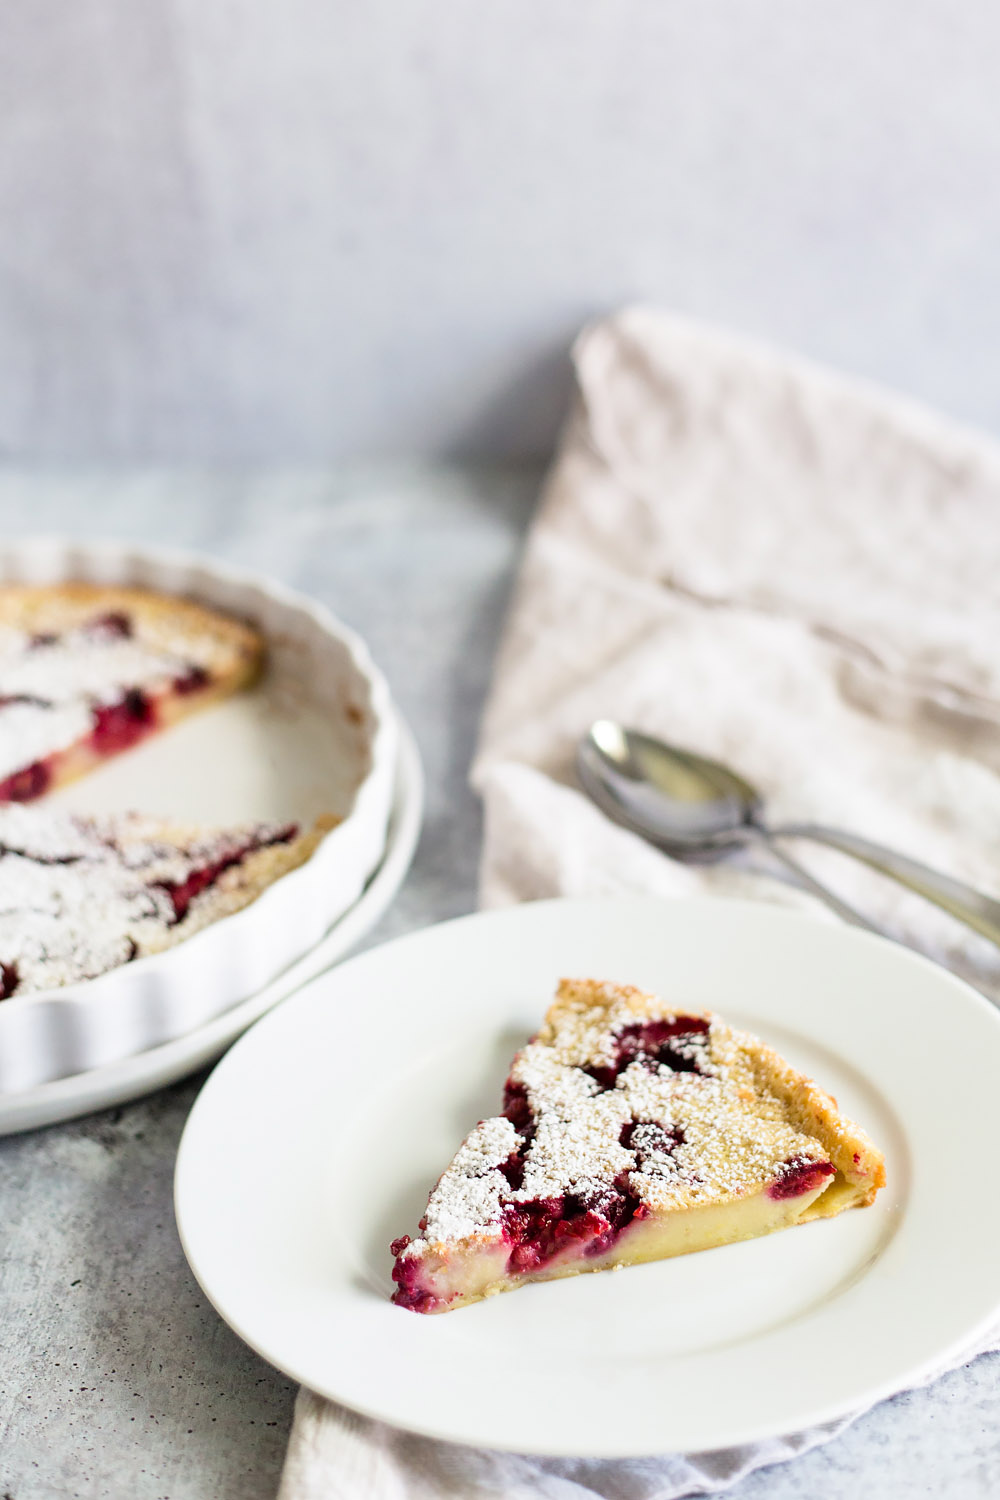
[577,719,1000,945]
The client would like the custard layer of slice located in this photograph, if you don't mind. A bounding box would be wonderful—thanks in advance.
[391,978,886,1313]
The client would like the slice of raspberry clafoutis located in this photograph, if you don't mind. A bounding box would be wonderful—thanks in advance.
[391,978,886,1313]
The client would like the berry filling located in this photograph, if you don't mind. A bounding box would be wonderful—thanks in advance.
[0,961,19,1000]
[391,1136,838,1312]
[502,1181,644,1274]
[0,761,50,802]
[768,1155,836,1200]
[391,1255,440,1312]
[487,1060,701,1280]
[586,1014,711,1090]
[172,665,211,696]
[90,688,156,755]
[155,824,298,923]
[501,1080,536,1139]
[85,611,133,640]
[498,1150,526,1190]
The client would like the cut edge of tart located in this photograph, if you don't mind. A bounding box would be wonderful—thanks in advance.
[0,804,338,999]
[132,811,337,957]
[0,583,263,802]
[390,978,886,1313]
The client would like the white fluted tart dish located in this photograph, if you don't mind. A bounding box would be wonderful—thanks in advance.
[0,537,397,1092]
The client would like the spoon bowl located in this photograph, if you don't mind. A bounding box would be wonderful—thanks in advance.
[577,719,1000,948]
[577,719,759,856]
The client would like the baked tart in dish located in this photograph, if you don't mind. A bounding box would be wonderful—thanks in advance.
[0,804,334,999]
[0,582,343,1001]
[0,584,262,802]
[391,977,886,1313]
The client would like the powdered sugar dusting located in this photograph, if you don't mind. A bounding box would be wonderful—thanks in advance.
[0,616,206,780]
[0,804,296,994]
[403,979,834,1258]
[515,1089,633,1204]
[0,700,94,785]
[618,1062,825,1210]
[418,1117,520,1243]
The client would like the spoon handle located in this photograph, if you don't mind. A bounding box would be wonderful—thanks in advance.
[747,831,884,934]
[774,823,1000,947]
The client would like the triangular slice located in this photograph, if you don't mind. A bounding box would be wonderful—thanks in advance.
[0,804,333,998]
[0,584,263,802]
[391,978,886,1313]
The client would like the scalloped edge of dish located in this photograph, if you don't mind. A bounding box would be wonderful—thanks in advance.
[0,537,397,1092]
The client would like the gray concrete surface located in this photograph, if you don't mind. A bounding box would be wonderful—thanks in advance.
[0,466,999,1499]
[2,5,1000,462]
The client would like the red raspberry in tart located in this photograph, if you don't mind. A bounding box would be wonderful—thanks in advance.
[0,584,262,802]
[391,978,886,1313]
[0,804,334,996]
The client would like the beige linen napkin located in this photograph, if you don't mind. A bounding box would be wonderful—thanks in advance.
[279,309,1000,1499]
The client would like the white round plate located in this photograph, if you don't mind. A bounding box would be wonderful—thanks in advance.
[175,896,1000,1457]
[0,720,422,1136]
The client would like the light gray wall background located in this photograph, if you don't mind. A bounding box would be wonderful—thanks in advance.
[1,1,998,461]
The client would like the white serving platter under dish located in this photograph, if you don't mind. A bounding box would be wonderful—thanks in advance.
[176,896,1000,1458]
[0,537,398,1093]
[0,718,422,1136]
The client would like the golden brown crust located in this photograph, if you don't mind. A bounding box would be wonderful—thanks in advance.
[543,976,885,1211]
[738,1037,886,1207]
[544,976,709,1032]
[0,583,263,681]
